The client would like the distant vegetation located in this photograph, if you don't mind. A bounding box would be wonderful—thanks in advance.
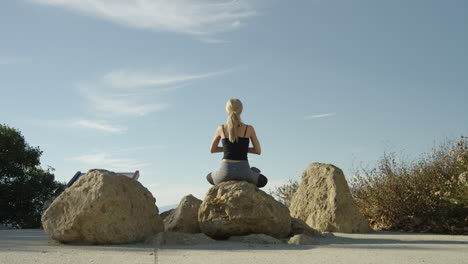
[270,136,468,234]
[269,179,298,208]
[350,136,467,234]
[0,124,65,228]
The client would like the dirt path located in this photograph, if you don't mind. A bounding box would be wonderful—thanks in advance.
[0,229,466,264]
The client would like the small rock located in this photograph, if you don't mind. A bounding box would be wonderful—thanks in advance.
[288,234,319,245]
[289,217,321,237]
[320,232,335,238]
[228,234,284,244]
[164,195,202,233]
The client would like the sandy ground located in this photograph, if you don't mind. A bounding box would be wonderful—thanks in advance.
[0,229,466,264]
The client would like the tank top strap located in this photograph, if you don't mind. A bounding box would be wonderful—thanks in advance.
[244,125,248,137]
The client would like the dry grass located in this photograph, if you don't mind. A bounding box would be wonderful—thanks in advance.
[269,179,298,208]
[350,136,468,234]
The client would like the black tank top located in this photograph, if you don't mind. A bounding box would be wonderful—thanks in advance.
[222,125,250,160]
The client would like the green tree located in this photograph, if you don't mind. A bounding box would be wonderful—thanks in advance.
[0,124,65,228]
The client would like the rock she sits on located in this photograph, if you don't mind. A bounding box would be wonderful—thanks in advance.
[198,181,291,239]
[289,163,372,233]
[41,169,164,244]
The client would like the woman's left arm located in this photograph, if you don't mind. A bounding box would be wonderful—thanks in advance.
[210,126,223,153]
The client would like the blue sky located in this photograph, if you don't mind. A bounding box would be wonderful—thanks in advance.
[1,0,467,207]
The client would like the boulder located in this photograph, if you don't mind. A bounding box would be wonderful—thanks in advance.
[289,217,321,237]
[288,234,318,245]
[160,209,175,220]
[146,232,215,245]
[198,181,291,239]
[228,234,284,244]
[289,163,372,233]
[164,195,202,233]
[41,169,164,244]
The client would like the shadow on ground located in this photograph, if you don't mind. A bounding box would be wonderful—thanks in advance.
[0,229,466,253]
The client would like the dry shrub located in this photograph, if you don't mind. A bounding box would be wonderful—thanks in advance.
[350,136,468,234]
[269,179,299,208]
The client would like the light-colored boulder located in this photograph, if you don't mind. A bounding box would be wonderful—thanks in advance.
[288,234,318,245]
[145,232,215,245]
[289,163,372,233]
[198,181,291,239]
[289,217,321,237]
[228,234,284,244]
[41,169,164,244]
[164,195,202,233]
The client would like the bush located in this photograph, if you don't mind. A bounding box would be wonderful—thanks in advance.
[269,179,299,208]
[350,136,468,234]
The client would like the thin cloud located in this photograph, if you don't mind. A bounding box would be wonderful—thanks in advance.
[304,113,336,120]
[27,0,256,37]
[102,69,233,88]
[71,119,127,133]
[109,83,190,97]
[67,152,148,171]
[78,68,233,117]
[87,89,170,116]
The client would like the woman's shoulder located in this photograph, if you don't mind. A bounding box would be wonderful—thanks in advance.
[245,123,255,129]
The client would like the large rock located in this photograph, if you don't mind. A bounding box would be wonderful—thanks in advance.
[164,195,202,233]
[198,181,291,239]
[289,163,372,233]
[41,169,164,244]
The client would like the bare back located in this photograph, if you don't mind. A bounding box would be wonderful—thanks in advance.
[209,123,261,159]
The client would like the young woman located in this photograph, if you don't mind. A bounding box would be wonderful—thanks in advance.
[206,98,268,188]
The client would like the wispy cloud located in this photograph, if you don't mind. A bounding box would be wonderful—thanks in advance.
[71,119,127,133]
[0,57,31,65]
[81,85,171,117]
[304,113,336,120]
[67,152,148,171]
[102,69,232,88]
[27,0,256,38]
[78,68,232,117]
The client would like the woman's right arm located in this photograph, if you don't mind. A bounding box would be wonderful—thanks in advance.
[248,126,262,155]
[210,126,223,153]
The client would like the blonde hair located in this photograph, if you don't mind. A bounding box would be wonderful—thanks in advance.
[225,98,244,143]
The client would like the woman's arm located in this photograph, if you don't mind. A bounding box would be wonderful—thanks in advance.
[248,126,262,155]
[210,126,223,153]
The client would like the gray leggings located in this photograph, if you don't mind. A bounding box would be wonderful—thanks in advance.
[206,160,268,188]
